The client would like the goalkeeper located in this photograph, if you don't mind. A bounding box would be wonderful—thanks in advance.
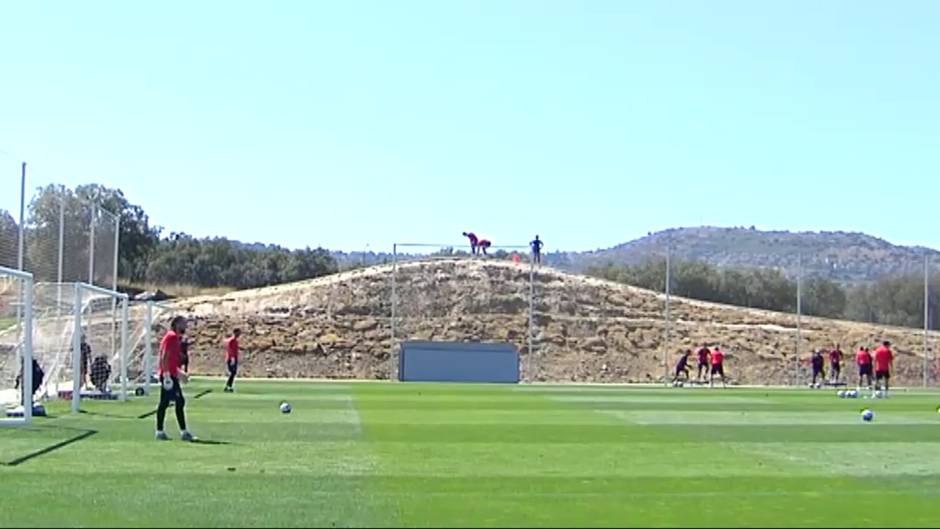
[155,316,194,442]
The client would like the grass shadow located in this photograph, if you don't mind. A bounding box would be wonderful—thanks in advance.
[0,426,97,467]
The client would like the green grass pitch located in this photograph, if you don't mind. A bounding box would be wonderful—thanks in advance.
[3,380,940,527]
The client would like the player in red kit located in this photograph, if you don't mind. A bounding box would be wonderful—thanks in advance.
[709,346,728,389]
[696,345,711,382]
[856,346,873,389]
[873,341,894,396]
[462,232,479,255]
[155,316,194,442]
[828,345,844,384]
[224,329,242,393]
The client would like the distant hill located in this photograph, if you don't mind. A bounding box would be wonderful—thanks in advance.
[546,227,939,284]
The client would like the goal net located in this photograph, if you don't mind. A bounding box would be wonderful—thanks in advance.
[0,267,34,425]
[25,282,129,412]
[127,300,176,395]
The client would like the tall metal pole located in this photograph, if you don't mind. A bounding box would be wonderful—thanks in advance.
[796,254,803,387]
[391,243,398,379]
[72,283,82,414]
[17,162,25,272]
[57,194,65,313]
[144,301,153,395]
[527,253,535,382]
[15,163,26,359]
[111,214,121,362]
[664,246,671,386]
[924,254,930,388]
[88,204,96,284]
[120,296,129,401]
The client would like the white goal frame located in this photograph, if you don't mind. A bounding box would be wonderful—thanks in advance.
[1,266,34,427]
[71,282,129,414]
[390,242,538,380]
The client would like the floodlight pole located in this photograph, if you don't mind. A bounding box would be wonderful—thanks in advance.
[924,254,930,388]
[664,246,671,387]
[795,254,803,387]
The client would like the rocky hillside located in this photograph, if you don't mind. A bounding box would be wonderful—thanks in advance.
[173,258,939,385]
[548,227,939,284]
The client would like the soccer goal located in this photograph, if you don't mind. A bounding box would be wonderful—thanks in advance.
[65,283,129,412]
[127,300,176,396]
[390,242,536,381]
[0,267,34,426]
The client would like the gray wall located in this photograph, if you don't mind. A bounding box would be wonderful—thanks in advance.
[399,341,520,383]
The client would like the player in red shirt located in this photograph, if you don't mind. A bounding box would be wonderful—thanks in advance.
[709,346,727,389]
[856,346,873,389]
[155,316,194,442]
[873,341,894,396]
[828,345,844,384]
[224,329,242,393]
[462,232,480,255]
[478,239,492,256]
[696,345,711,382]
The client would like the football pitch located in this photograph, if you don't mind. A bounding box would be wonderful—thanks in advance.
[2,380,940,527]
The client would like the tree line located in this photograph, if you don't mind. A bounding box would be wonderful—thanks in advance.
[1,184,337,290]
[586,259,940,330]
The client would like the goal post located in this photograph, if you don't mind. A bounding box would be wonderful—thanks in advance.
[70,282,129,413]
[389,242,537,381]
[0,266,34,426]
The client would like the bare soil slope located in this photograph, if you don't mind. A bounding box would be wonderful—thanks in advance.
[172,258,938,385]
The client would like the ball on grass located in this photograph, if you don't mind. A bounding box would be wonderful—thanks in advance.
[861,409,874,422]
[279,402,292,414]
[837,390,846,399]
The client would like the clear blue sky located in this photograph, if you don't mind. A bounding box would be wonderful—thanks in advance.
[2,1,938,253]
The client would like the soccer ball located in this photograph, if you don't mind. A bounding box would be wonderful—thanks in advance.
[874,390,886,399]
[847,390,858,399]
[837,391,846,399]
[861,409,874,422]
[279,402,292,414]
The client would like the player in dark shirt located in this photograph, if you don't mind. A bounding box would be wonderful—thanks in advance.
[828,345,844,384]
[696,345,711,382]
[531,236,545,265]
[672,350,693,384]
[811,350,825,387]
[462,232,479,255]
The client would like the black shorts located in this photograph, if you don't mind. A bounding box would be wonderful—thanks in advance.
[812,366,824,376]
[698,361,709,370]
[227,359,238,376]
[859,364,872,376]
[831,362,841,372]
[875,370,890,381]
[711,364,724,376]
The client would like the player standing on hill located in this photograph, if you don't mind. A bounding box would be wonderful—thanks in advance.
[156,316,194,442]
[530,236,544,265]
[462,232,479,255]
[829,345,844,384]
[478,238,492,256]
[709,346,727,389]
[696,344,711,382]
[856,346,873,389]
[224,329,242,393]
[873,341,894,396]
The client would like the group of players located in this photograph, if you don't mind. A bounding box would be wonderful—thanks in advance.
[153,316,243,442]
[462,232,546,264]
[672,345,730,388]
[810,341,895,393]
[670,340,897,393]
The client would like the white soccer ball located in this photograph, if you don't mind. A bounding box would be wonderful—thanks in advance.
[837,391,846,399]
[875,390,885,399]
[862,409,874,422]
[279,402,292,414]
